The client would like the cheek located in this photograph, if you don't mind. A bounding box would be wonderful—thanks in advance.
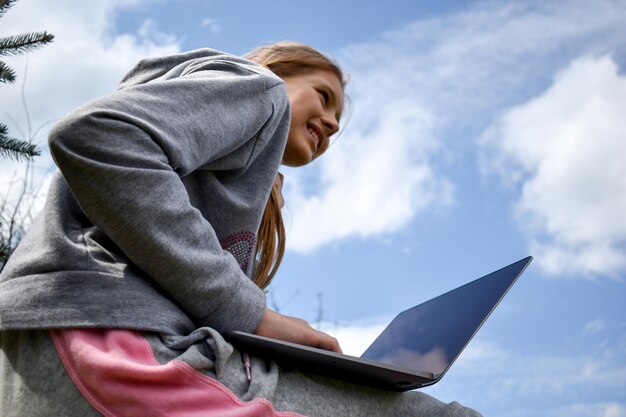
[286,108,307,147]
[282,131,310,167]
[289,101,305,127]
[281,132,298,162]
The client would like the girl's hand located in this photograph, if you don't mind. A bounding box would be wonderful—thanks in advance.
[254,307,342,353]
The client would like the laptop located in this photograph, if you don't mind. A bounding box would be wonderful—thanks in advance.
[226,256,532,391]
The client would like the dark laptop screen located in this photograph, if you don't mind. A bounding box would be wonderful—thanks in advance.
[360,257,532,376]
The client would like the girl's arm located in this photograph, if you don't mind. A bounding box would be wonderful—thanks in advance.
[48,56,289,334]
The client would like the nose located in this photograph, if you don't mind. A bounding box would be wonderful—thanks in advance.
[322,112,340,137]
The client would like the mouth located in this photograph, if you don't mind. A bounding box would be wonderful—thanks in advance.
[307,124,325,153]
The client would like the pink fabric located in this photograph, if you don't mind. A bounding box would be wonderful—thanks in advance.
[51,329,305,417]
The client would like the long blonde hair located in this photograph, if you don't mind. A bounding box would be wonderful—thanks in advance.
[246,42,345,289]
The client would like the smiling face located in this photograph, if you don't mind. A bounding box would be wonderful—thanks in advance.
[281,69,344,167]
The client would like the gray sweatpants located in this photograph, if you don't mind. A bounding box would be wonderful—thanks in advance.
[0,329,482,417]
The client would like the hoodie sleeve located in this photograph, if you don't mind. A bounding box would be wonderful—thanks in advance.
[48,57,290,333]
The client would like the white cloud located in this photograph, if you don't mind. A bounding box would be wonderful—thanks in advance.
[584,319,607,335]
[200,18,221,34]
[0,0,180,138]
[549,402,626,417]
[0,0,181,236]
[284,100,453,252]
[317,316,626,416]
[480,56,626,278]
[425,336,626,417]
[319,319,388,357]
[283,0,626,254]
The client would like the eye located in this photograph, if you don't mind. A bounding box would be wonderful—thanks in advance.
[318,89,330,105]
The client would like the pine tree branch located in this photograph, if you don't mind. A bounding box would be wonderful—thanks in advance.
[0,0,16,18]
[0,133,40,161]
[0,60,16,83]
[0,32,55,57]
[0,122,9,135]
[0,0,51,269]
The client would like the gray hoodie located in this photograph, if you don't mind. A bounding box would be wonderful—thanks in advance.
[0,48,290,336]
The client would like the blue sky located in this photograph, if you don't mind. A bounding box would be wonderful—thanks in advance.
[1,1,625,416]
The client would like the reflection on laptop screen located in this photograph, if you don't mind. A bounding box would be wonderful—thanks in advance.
[360,257,530,376]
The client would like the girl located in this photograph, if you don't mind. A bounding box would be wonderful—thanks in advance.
[0,42,482,416]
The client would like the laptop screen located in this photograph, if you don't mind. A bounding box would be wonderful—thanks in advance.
[360,257,531,376]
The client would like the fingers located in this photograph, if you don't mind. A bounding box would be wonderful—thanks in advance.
[254,308,343,353]
[297,326,343,354]
[312,330,342,353]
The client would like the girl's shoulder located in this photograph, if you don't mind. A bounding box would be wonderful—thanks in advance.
[118,48,284,92]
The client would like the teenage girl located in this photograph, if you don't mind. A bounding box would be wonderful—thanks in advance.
[0,41,482,417]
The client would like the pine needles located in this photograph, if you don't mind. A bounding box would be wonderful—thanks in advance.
[0,0,53,160]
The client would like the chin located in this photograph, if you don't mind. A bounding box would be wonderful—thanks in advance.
[282,148,315,167]
[283,158,311,168]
